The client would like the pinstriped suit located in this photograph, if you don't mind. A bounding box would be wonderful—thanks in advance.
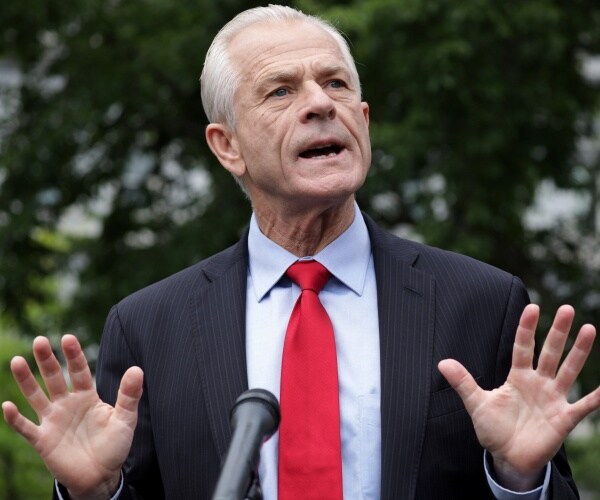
[87,214,577,499]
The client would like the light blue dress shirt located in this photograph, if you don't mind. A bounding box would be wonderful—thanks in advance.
[246,203,381,500]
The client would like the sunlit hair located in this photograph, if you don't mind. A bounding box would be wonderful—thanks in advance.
[200,4,361,129]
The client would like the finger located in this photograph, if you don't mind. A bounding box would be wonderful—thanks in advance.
[511,304,539,370]
[438,359,484,415]
[537,305,575,377]
[32,336,69,399]
[10,356,51,417]
[568,384,600,429]
[61,334,94,392]
[555,324,596,394]
[113,367,144,428]
[2,401,41,445]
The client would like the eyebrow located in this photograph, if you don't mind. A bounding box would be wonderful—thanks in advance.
[313,63,350,79]
[255,69,301,96]
[255,63,352,96]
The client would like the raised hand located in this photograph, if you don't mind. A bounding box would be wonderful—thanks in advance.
[2,335,143,500]
[438,304,600,491]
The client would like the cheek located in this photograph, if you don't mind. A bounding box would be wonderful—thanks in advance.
[242,115,288,153]
[353,129,371,166]
[362,136,372,166]
[359,120,372,156]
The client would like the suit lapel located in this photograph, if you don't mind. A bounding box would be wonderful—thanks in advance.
[366,216,436,500]
[190,236,250,460]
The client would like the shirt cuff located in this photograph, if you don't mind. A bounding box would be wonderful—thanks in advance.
[484,450,551,500]
[54,471,124,500]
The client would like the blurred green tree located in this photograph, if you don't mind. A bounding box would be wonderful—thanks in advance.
[0,330,53,499]
[567,431,600,499]
[1,0,598,338]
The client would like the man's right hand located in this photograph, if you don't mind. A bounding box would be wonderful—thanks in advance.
[2,334,143,500]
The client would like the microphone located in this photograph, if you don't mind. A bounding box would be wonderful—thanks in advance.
[212,389,280,500]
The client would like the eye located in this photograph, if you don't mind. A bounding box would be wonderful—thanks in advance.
[328,79,346,89]
[271,88,288,97]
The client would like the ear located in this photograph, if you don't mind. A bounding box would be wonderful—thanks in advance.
[361,101,370,127]
[205,123,247,178]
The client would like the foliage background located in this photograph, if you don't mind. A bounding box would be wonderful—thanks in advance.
[1,0,599,497]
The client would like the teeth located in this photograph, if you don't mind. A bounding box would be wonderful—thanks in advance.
[311,151,338,159]
[299,144,342,159]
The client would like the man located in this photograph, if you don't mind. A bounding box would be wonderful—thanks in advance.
[3,5,600,499]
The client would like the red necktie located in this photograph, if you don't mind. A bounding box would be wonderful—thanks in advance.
[278,260,343,500]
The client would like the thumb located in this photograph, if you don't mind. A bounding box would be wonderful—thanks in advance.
[438,359,484,415]
[113,366,144,428]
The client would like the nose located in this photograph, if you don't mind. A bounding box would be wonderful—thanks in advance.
[299,82,336,123]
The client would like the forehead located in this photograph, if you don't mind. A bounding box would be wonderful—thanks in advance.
[228,20,347,82]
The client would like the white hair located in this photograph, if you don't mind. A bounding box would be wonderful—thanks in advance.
[200,4,361,129]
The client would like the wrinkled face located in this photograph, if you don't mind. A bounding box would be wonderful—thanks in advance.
[228,20,371,213]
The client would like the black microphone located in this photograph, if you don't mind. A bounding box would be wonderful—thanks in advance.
[212,389,280,500]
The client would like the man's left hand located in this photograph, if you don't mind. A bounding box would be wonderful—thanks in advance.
[438,304,600,491]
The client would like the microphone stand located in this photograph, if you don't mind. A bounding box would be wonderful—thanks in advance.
[244,472,263,500]
[212,389,280,500]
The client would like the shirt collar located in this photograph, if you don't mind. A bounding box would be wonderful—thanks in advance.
[248,203,372,301]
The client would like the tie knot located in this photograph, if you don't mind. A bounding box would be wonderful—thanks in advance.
[286,260,330,293]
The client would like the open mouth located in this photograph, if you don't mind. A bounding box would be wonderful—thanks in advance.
[299,144,343,159]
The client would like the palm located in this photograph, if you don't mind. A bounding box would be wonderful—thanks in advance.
[38,393,133,487]
[2,335,143,498]
[439,304,600,480]
[468,368,572,472]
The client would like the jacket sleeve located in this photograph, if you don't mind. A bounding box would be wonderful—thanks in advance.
[94,305,165,499]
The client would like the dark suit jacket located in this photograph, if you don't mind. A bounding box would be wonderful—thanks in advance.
[64,215,577,499]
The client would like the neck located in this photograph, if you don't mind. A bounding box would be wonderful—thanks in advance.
[254,197,356,256]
